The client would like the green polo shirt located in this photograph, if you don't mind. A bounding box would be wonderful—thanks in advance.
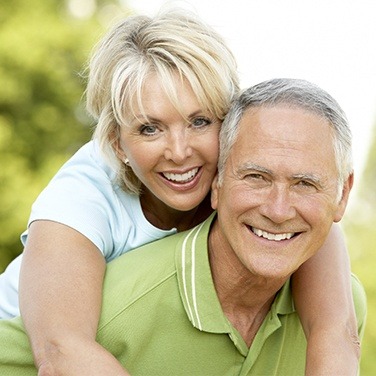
[0,214,367,376]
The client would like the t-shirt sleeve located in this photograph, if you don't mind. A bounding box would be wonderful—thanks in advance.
[20,143,121,259]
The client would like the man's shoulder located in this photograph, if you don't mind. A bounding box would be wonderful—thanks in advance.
[106,228,190,273]
[98,217,214,330]
[105,217,212,282]
[99,230,190,321]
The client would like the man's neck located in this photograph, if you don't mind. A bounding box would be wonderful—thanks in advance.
[208,220,286,347]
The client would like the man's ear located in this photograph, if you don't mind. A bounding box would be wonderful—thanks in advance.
[334,172,354,222]
[211,174,220,210]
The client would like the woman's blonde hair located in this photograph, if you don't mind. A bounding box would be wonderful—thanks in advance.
[86,8,239,193]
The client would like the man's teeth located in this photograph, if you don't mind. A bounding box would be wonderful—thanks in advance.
[251,227,295,241]
[163,168,199,183]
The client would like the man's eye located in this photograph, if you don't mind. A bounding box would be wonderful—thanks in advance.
[246,173,264,180]
[297,180,316,189]
[299,180,312,186]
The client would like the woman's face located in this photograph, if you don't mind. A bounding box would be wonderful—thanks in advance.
[117,74,220,212]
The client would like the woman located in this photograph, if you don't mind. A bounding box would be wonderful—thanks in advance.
[0,8,359,375]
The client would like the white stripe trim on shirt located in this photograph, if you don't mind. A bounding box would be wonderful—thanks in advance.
[181,222,205,330]
[191,223,203,330]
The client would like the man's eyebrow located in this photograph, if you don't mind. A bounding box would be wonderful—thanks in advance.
[291,173,323,186]
[237,163,272,175]
[238,165,324,185]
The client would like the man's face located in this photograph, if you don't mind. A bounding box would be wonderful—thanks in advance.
[211,105,352,280]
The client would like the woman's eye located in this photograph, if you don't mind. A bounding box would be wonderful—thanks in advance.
[191,117,211,128]
[139,124,158,136]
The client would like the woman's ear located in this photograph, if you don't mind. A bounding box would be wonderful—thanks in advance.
[211,174,220,210]
[110,131,127,163]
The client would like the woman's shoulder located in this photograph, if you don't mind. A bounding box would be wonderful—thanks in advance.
[40,140,118,193]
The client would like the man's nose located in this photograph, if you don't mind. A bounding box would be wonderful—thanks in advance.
[258,184,296,223]
[164,131,193,164]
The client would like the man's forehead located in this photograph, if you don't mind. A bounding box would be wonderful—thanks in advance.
[228,105,338,179]
[240,104,328,128]
[235,105,333,149]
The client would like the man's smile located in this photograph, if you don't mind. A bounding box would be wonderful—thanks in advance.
[250,226,297,241]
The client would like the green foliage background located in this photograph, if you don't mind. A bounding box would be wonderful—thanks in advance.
[0,0,119,267]
[344,125,376,375]
[0,0,375,374]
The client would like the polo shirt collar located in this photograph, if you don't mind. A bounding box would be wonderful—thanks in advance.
[176,212,295,336]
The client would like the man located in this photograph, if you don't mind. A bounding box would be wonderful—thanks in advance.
[0,78,366,375]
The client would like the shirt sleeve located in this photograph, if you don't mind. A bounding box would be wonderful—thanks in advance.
[20,142,122,259]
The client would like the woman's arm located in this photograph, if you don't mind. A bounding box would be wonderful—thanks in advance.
[19,220,130,376]
[292,223,360,376]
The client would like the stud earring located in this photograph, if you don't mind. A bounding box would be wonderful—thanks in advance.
[123,158,129,166]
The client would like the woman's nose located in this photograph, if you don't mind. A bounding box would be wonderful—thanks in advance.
[164,132,193,164]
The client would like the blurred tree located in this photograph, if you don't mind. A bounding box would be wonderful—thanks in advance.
[357,126,376,207]
[0,0,128,270]
[344,122,376,375]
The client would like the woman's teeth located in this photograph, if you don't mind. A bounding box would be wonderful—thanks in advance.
[163,168,199,183]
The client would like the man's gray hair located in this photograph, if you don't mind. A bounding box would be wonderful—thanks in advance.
[218,78,353,191]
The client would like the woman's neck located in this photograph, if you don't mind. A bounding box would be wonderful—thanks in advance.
[140,191,213,232]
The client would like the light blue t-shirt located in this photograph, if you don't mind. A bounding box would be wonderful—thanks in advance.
[0,140,177,318]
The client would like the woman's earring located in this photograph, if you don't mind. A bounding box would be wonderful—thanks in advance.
[123,158,129,166]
